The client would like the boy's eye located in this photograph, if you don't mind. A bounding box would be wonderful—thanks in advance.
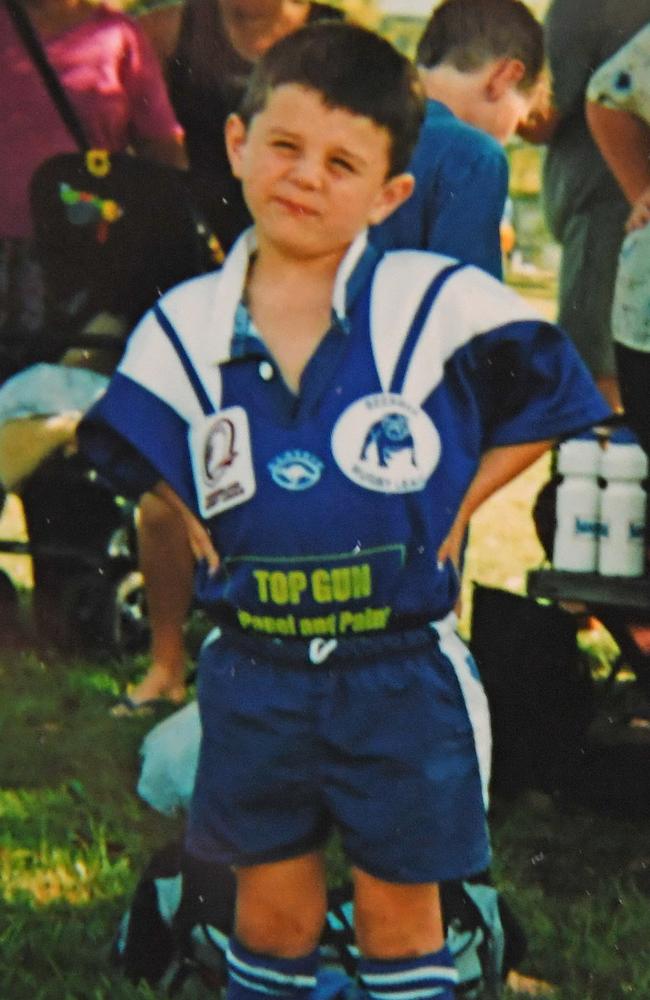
[271,139,298,151]
[330,157,356,174]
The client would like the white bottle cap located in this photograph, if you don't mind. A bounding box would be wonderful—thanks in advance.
[557,438,601,476]
[599,442,648,481]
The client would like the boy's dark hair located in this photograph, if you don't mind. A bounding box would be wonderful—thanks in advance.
[417,0,543,91]
[238,22,424,176]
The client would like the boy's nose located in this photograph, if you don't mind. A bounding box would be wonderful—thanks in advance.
[290,155,323,189]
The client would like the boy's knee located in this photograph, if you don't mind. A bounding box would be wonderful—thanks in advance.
[235,899,326,958]
[353,868,444,958]
[235,855,328,958]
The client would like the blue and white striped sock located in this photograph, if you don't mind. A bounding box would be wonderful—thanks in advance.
[358,946,458,1000]
[226,937,319,1000]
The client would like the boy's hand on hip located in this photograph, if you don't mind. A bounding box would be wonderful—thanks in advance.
[153,480,220,575]
[437,519,465,573]
[181,509,220,575]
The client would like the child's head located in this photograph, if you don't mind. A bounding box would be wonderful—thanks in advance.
[417,0,544,142]
[237,22,424,178]
[226,23,423,261]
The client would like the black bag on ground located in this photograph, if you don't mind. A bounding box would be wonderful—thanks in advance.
[112,843,524,998]
[470,583,593,799]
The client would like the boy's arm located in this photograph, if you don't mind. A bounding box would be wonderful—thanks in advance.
[438,440,552,569]
[152,479,220,574]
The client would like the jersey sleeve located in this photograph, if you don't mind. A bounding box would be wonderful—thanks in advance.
[470,317,612,448]
[78,306,201,509]
[399,260,613,448]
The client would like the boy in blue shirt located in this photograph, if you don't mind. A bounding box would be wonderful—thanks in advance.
[372,0,544,279]
[118,0,543,714]
[81,22,608,1000]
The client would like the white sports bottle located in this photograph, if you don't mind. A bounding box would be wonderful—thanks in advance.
[598,435,648,577]
[552,436,601,572]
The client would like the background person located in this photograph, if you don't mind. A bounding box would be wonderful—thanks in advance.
[371,0,544,280]
[518,0,650,409]
[0,0,187,381]
[140,0,343,250]
[586,23,650,458]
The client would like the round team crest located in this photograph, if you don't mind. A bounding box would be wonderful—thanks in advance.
[331,393,440,493]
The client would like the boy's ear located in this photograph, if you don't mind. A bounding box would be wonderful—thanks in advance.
[486,57,526,100]
[225,113,248,178]
[367,172,415,226]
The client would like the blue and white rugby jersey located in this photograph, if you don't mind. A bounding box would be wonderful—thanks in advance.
[81,230,609,638]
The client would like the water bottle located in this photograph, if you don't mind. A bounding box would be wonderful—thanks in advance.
[552,436,601,572]
[598,431,648,577]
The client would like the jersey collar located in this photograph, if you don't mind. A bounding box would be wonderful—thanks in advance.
[206,227,373,364]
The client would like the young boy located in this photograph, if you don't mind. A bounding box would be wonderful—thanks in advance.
[115,0,542,714]
[372,0,544,279]
[81,22,609,1000]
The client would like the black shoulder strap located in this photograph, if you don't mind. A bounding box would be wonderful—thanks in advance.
[5,0,88,150]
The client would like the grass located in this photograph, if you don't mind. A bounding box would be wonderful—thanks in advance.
[1,278,649,997]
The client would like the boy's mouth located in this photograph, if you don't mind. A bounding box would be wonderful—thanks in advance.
[273,196,319,218]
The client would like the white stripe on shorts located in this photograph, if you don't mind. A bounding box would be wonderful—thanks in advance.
[434,612,492,808]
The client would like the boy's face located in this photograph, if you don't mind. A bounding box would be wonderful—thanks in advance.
[473,83,534,144]
[459,57,536,144]
[226,84,414,262]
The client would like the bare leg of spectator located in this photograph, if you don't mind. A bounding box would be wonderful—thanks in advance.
[129,491,194,705]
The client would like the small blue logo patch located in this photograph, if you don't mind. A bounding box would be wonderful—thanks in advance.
[268,450,324,490]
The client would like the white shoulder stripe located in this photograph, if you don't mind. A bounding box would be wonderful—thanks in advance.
[402,265,542,404]
[119,270,228,419]
[119,307,209,422]
[370,254,543,405]
[125,230,256,415]
[370,251,456,392]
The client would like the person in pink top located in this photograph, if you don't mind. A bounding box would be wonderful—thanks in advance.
[0,0,187,375]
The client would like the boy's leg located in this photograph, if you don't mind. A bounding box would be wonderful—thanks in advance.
[235,852,327,956]
[132,491,194,704]
[353,867,458,1000]
[226,852,327,1000]
[353,867,444,956]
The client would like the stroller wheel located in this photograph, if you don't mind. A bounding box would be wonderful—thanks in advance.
[38,569,150,656]
[113,570,150,655]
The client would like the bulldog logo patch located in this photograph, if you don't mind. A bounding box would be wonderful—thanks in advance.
[331,393,440,493]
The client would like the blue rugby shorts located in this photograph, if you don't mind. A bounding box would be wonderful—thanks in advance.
[185,615,491,883]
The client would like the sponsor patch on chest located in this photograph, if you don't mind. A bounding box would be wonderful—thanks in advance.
[268,449,324,490]
[189,406,256,517]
